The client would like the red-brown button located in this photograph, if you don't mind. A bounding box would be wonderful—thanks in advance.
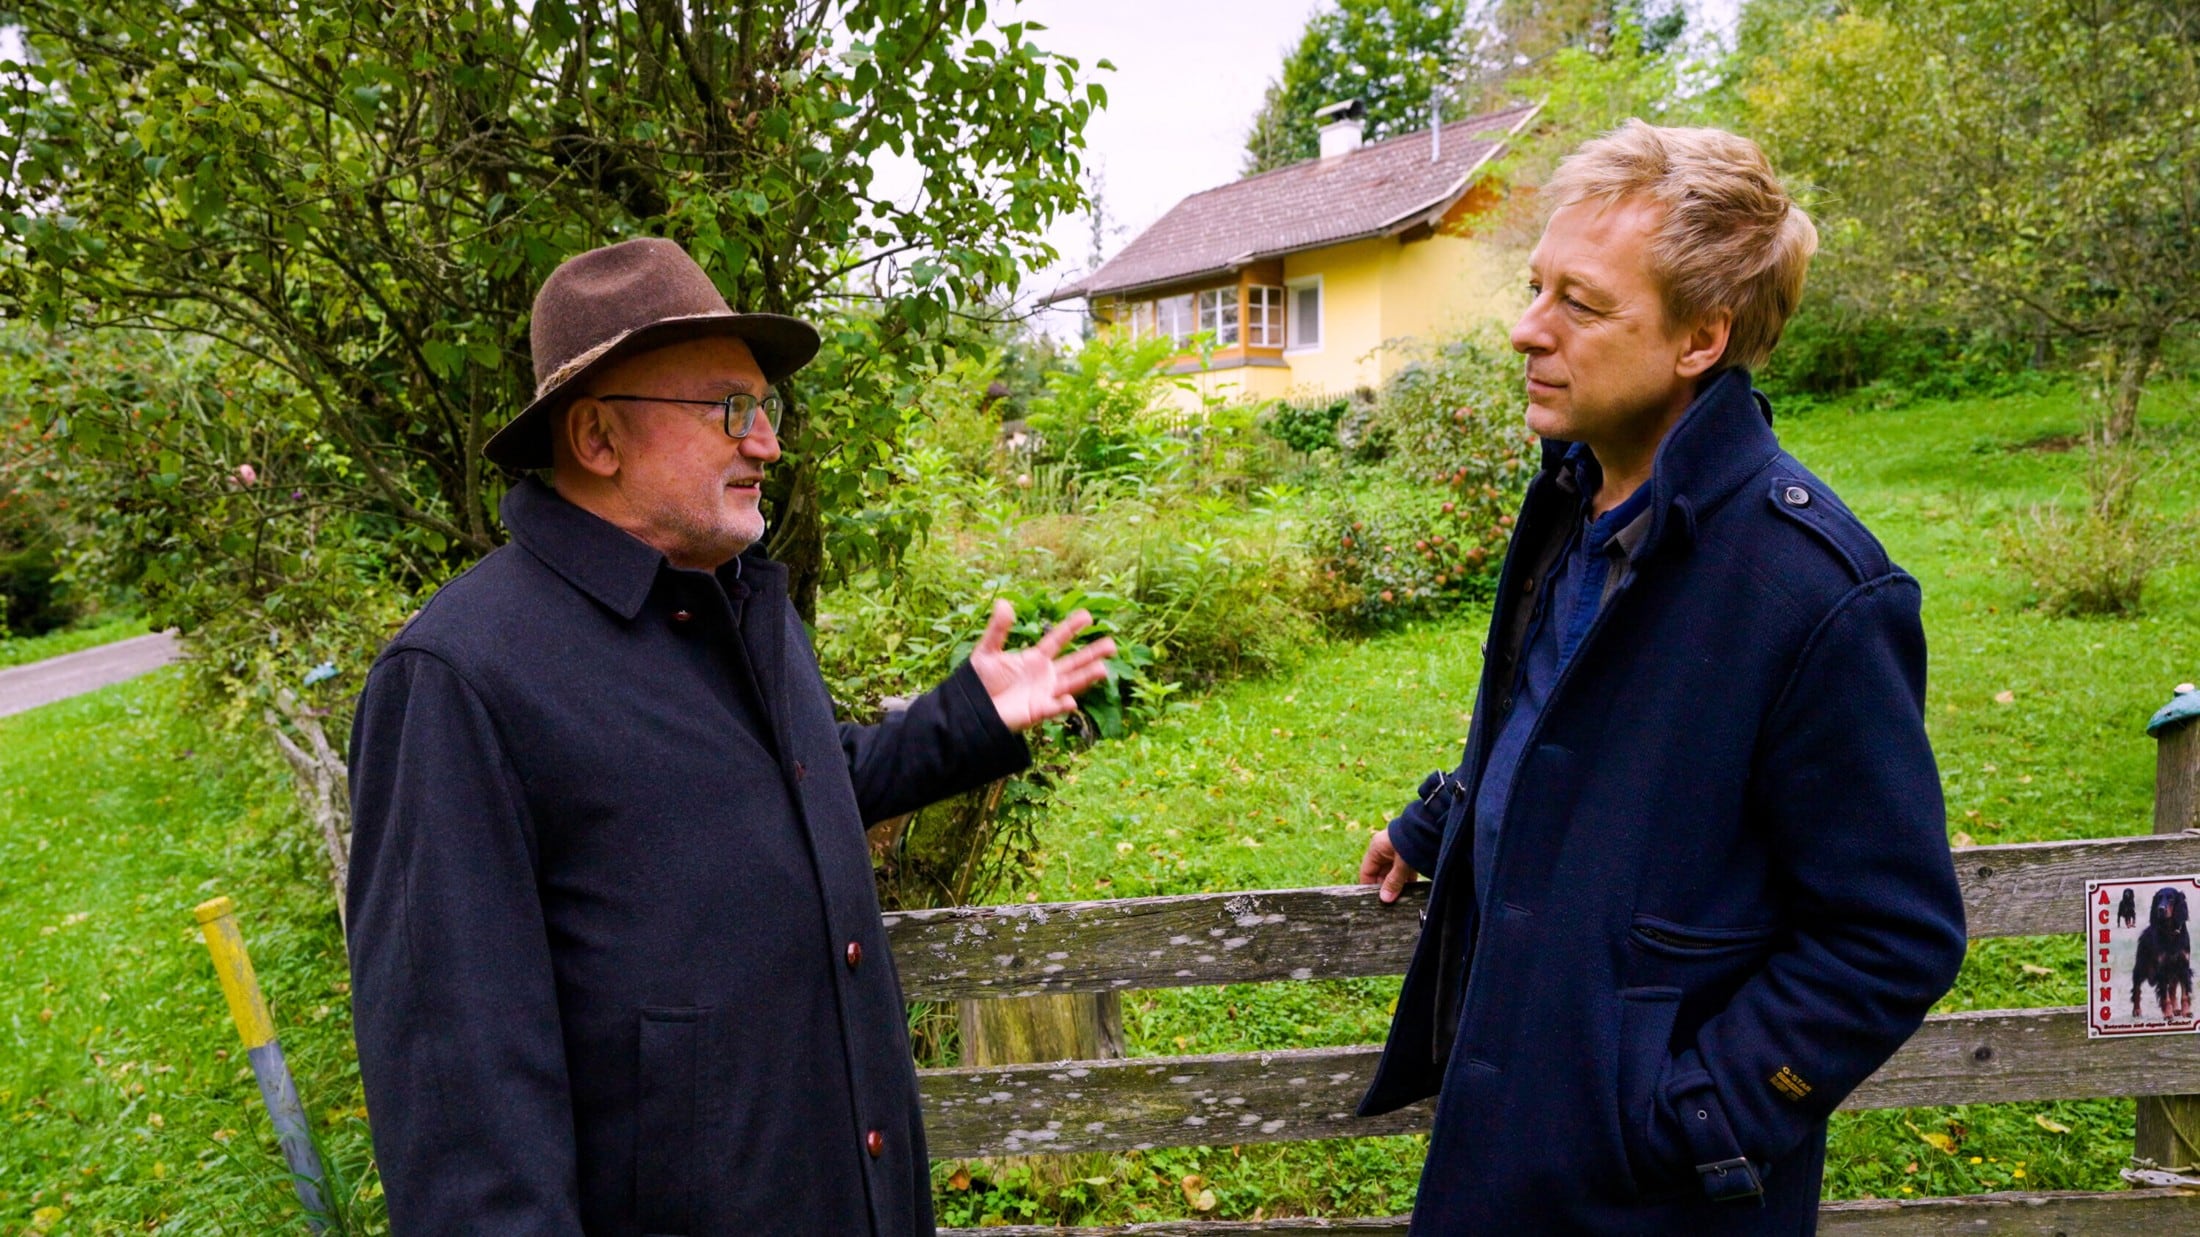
[845,941,863,970]
[671,609,693,623]
[865,1129,885,1158]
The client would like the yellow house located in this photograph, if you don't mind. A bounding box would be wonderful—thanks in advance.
[1051,100,1540,410]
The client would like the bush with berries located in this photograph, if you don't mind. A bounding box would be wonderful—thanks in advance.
[1311,327,1541,624]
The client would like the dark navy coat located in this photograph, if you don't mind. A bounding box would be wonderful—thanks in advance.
[1363,371,1968,1233]
[346,478,1028,1235]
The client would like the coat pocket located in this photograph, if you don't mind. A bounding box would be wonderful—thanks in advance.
[1614,986,1683,1201]
[637,1006,705,1237]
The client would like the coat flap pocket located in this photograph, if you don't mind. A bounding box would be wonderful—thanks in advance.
[638,1006,706,1236]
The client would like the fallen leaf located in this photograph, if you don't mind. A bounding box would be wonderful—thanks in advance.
[1180,1174,1205,1206]
[1952,832,1974,848]
[1080,1177,1111,1186]
[2034,1113,2072,1134]
[1993,691,2015,705]
[1193,1188,1219,1212]
[2020,963,2054,977]
[948,1167,971,1191]
[1905,1118,1958,1154]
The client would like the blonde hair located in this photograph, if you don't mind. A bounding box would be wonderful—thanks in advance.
[1543,119,1817,372]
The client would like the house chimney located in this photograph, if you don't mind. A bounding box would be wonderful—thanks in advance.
[1314,99,1364,160]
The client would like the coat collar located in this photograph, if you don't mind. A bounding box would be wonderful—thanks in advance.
[1533,368,1779,557]
[500,476,788,621]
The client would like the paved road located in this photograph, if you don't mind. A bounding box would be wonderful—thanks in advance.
[0,631,182,720]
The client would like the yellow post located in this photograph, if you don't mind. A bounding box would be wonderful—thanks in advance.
[195,897,329,1231]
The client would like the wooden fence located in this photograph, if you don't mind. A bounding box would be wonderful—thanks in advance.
[885,699,2200,1233]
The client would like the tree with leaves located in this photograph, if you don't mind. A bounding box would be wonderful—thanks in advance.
[1239,0,1686,175]
[1240,0,1474,175]
[0,0,1103,898]
[1745,0,2198,440]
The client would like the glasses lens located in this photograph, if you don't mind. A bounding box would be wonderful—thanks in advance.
[722,392,782,439]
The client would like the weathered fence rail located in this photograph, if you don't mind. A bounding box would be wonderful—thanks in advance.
[894,834,2200,1227]
[898,697,2200,1232]
[885,833,2200,1001]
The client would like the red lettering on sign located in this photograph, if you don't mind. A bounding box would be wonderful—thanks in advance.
[2101,909,2112,925]
[2102,930,2113,944]
[2100,889,2112,904]
[2103,1005,2114,1020]
[2102,968,2112,982]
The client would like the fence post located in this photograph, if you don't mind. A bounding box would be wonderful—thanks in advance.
[2134,683,2200,1178]
[195,896,331,1232]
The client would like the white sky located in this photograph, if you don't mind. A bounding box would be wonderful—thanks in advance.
[1004,0,1742,339]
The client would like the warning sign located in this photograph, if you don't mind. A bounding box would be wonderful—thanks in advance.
[2086,875,2200,1038]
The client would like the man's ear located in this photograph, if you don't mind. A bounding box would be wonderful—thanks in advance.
[1676,309,1734,380]
[557,397,622,479]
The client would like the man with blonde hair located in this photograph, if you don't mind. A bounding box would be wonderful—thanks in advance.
[1354,121,1965,1231]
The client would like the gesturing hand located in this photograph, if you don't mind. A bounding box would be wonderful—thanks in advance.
[1359,827,1421,904]
[968,600,1120,733]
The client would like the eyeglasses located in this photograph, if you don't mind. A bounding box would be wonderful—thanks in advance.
[595,390,784,439]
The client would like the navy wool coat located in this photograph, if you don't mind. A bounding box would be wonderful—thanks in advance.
[346,478,1029,1236]
[1362,371,1967,1233]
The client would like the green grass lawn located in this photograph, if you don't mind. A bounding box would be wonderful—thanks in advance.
[0,672,379,1235]
[2,381,2195,1231]
[0,615,152,671]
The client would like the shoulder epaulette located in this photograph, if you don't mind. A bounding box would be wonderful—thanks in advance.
[1765,474,1892,582]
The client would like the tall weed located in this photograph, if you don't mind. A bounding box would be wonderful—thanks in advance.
[2002,435,2190,616]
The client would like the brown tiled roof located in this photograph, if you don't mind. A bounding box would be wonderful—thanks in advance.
[1057,102,1540,303]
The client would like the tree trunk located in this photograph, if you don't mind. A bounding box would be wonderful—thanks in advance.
[2102,328,2163,445]
[957,993,1126,1067]
[764,427,825,622]
[955,992,1127,1185]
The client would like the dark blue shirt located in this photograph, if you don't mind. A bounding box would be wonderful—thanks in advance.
[1471,446,1653,907]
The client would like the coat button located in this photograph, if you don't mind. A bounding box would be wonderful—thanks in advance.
[1522,577,1537,594]
[1782,485,1811,508]
[794,760,808,782]
[845,941,863,970]
[671,609,693,623]
[865,1129,885,1158]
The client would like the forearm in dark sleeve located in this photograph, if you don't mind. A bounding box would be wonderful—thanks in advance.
[839,659,1031,824]
[346,650,583,1234]
[1386,770,1453,875]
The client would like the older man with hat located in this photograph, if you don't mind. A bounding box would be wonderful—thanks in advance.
[344,237,1113,1235]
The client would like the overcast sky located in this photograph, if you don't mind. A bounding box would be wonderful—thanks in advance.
[1005,0,1741,337]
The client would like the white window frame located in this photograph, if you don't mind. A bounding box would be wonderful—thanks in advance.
[1196,287,1240,347]
[1154,293,1195,347]
[1246,285,1286,348]
[1285,275,1323,354]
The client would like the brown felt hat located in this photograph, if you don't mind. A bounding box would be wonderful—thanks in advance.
[484,237,821,470]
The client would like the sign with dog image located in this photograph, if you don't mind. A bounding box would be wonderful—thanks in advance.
[2086,876,2199,1038]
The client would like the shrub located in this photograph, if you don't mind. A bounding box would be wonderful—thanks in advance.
[1266,396,1348,453]
[1310,476,1506,627]
[1758,308,2051,407]
[1310,326,1539,624]
[1023,331,1189,479]
[2001,438,2189,616]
